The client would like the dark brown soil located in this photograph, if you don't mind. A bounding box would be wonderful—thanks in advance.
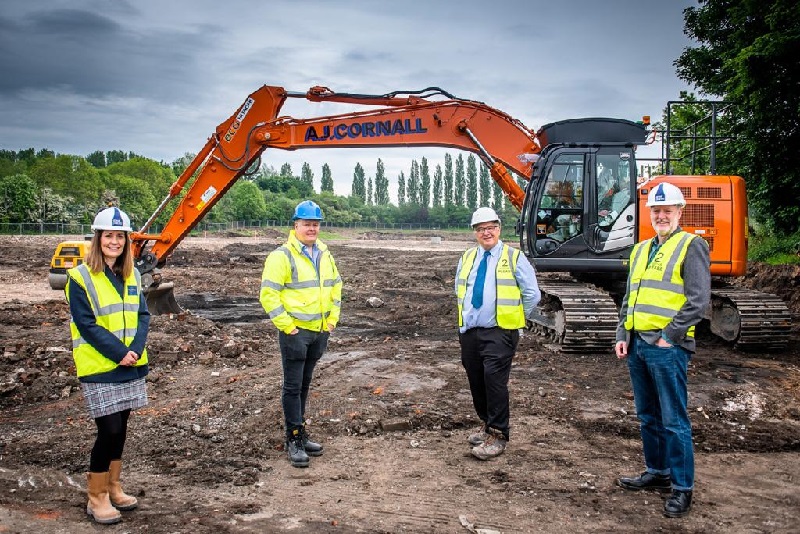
[0,233,798,533]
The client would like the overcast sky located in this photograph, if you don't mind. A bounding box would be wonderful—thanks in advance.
[0,0,698,198]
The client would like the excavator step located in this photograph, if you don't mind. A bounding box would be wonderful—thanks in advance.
[710,287,792,351]
[530,281,618,354]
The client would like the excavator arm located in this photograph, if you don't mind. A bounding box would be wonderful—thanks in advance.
[131,85,541,278]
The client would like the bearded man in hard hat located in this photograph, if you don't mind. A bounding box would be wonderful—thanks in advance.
[614,181,710,518]
[65,206,149,525]
[455,207,541,460]
[260,200,342,468]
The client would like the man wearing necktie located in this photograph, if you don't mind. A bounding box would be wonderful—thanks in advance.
[260,200,343,468]
[455,207,541,460]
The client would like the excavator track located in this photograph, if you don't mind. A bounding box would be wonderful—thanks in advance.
[709,287,791,351]
[528,280,619,354]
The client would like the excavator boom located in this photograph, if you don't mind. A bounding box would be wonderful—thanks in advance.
[131,85,540,276]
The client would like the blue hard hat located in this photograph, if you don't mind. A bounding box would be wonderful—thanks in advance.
[292,200,324,221]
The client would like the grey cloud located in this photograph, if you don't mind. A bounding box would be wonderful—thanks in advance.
[0,7,215,102]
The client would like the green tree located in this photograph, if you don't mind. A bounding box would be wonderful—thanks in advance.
[320,163,334,192]
[374,158,390,206]
[106,150,127,165]
[444,153,454,208]
[466,154,478,210]
[397,171,406,206]
[367,176,373,206]
[280,163,293,178]
[86,150,106,168]
[301,162,314,191]
[479,163,492,207]
[407,160,419,206]
[455,154,466,207]
[675,0,800,234]
[0,173,37,223]
[432,164,443,208]
[492,180,503,213]
[227,180,268,221]
[29,155,104,204]
[420,157,431,208]
[351,162,366,202]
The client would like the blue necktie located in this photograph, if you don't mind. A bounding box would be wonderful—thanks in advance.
[471,250,491,309]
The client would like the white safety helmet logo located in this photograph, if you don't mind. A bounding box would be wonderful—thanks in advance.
[471,207,501,227]
[91,207,132,232]
[646,182,686,207]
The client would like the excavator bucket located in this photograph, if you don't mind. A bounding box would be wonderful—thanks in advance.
[144,282,183,315]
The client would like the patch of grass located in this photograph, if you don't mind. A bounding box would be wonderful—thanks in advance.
[319,230,346,241]
[749,230,800,265]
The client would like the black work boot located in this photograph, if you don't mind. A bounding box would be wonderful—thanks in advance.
[663,490,692,518]
[617,471,672,492]
[286,429,309,468]
[301,426,323,457]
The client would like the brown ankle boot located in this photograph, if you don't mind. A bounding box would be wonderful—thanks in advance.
[86,472,121,524]
[108,460,138,510]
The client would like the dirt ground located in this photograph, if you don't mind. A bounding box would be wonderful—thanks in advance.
[0,232,798,534]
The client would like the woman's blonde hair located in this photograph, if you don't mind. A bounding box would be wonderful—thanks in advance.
[85,231,134,279]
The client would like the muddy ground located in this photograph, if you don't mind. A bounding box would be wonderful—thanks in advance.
[0,232,798,533]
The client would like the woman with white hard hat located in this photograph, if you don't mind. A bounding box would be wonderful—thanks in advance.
[65,206,150,524]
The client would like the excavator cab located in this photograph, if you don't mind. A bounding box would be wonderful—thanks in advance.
[519,118,645,274]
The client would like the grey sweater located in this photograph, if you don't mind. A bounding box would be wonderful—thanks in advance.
[615,229,711,353]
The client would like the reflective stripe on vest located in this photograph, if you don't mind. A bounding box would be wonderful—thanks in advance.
[260,237,341,331]
[456,244,525,329]
[67,264,148,377]
[624,232,697,337]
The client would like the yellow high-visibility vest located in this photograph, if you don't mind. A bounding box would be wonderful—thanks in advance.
[624,231,697,337]
[260,231,343,334]
[67,264,148,377]
[457,244,525,329]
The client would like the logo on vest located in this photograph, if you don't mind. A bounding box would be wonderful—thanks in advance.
[127,285,138,296]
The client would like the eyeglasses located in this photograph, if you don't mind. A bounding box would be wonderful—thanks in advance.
[474,225,500,234]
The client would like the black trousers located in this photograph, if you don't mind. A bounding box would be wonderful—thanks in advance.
[459,327,519,440]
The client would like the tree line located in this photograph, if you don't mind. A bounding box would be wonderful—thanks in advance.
[0,148,520,231]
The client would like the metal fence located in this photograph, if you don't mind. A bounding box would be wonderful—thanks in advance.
[0,220,472,236]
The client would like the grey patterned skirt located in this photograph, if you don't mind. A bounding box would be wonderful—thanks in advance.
[81,378,148,419]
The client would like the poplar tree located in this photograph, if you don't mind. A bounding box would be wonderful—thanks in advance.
[351,162,366,202]
[407,160,420,206]
[397,171,406,206]
[301,162,314,191]
[454,154,465,207]
[419,157,431,208]
[444,153,454,208]
[466,154,478,210]
[479,163,492,207]
[432,164,443,208]
[320,163,334,192]
[374,158,390,205]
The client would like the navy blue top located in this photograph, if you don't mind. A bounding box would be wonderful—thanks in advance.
[68,265,150,383]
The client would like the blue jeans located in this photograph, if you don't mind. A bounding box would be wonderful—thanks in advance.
[279,328,329,439]
[628,335,694,491]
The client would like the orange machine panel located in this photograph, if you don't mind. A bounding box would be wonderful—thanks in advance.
[636,175,747,276]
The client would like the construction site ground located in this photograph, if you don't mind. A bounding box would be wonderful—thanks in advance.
[0,231,798,533]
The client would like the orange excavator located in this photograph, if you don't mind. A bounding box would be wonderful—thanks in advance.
[121,84,789,351]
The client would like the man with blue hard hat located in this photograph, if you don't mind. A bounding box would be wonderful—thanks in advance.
[259,200,343,467]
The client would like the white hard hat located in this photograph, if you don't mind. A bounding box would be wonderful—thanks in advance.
[646,182,686,207]
[91,207,132,232]
[471,207,500,227]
